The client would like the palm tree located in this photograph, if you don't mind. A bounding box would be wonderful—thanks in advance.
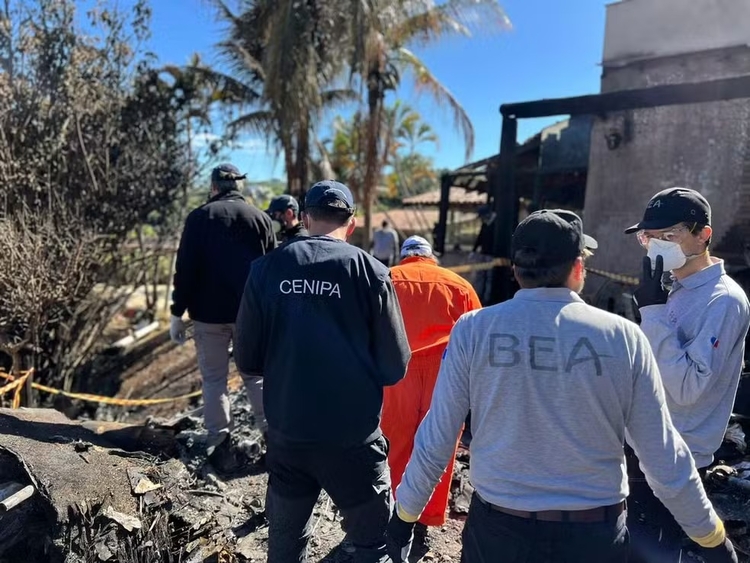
[339,0,511,248]
[321,102,438,200]
[201,1,355,197]
[381,101,439,162]
[395,103,440,157]
[323,112,368,203]
[382,102,439,198]
[204,0,508,219]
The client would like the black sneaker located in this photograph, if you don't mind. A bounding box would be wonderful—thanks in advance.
[207,437,239,474]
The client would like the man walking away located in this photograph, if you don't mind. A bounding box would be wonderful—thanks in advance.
[266,194,308,243]
[382,236,481,533]
[387,209,737,563]
[625,187,750,562]
[169,164,276,460]
[235,180,411,563]
[372,220,400,266]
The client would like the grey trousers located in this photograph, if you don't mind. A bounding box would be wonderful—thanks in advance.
[192,321,267,441]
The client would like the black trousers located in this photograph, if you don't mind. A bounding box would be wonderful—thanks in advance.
[626,451,709,563]
[265,434,392,563]
[460,494,629,563]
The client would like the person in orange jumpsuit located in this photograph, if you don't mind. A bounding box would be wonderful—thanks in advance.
[382,235,482,528]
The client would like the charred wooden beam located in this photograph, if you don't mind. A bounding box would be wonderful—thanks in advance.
[489,116,520,304]
[486,75,750,305]
[500,75,750,119]
[435,174,452,254]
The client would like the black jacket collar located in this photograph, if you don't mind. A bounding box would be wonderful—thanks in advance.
[206,189,245,204]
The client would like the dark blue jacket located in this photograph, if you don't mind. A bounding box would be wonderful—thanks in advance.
[235,236,411,447]
[171,190,276,323]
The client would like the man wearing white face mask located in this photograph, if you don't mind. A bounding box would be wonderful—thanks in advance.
[624,187,750,563]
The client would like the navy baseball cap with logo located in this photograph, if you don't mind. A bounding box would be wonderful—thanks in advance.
[512,209,598,268]
[624,187,711,234]
[266,194,299,215]
[211,163,247,183]
[305,180,355,211]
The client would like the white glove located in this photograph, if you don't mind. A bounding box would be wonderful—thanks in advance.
[170,315,187,345]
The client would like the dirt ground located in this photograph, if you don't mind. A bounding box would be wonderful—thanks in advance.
[91,331,467,562]
[75,325,750,563]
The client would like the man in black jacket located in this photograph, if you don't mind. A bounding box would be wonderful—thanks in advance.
[170,163,276,456]
[235,180,411,563]
[266,194,308,243]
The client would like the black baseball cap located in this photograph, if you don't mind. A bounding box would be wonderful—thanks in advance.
[266,194,299,215]
[512,209,598,268]
[305,180,355,211]
[211,163,247,183]
[624,187,711,234]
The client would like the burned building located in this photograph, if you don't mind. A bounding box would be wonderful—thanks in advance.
[584,0,750,277]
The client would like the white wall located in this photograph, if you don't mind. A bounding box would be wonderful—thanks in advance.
[603,0,750,66]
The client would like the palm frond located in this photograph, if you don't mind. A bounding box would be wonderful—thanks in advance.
[390,0,511,47]
[321,88,361,107]
[228,110,275,138]
[389,10,470,46]
[215,40,266,82]
[207,0,241,28]
[439,0,512,34]
[184,66,262,106]
[396,47,474,161]
[159,64,184,82]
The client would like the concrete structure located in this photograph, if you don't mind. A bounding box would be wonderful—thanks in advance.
[602,0,750,68]
[584,0,750,277]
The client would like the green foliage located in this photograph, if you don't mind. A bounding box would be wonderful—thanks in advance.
[201,0,509,252]
[0,0,198,391]
[324,101,439,204]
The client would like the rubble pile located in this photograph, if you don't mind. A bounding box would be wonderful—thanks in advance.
[0,387,466,563]
[0,391,276,563]
[706,415,750,560]
[16,370,750,562]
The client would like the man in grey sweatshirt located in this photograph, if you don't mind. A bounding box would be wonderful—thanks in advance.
[625,187,750,562]
[386,209,737,563]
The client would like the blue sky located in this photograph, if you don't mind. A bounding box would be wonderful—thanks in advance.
[112,0,609,181]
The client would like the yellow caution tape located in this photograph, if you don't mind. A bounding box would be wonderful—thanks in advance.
[0,369,244,408]
[0,377,24,396]
[446,258,510,274]
[0,261,637,409]
[30,382,204,406]
[0,370,31,409]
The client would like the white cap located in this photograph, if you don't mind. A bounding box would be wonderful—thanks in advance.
[400,235,433,258]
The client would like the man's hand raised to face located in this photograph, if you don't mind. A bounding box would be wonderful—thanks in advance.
[634,255,669,308]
